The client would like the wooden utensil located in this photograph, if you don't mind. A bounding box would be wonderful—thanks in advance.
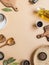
[0,0,18,11]
[0,37,15,48]
[0,34,6,43]
[36,25,49,41]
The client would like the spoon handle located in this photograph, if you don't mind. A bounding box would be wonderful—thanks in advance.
[36,33,46,39]
[0,43,7,48]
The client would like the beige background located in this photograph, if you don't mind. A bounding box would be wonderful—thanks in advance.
[0,0,49,65]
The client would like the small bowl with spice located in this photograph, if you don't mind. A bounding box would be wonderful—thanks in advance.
[32,20,43,29]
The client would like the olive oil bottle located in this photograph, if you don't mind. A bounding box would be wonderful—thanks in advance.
[34,8,49,21]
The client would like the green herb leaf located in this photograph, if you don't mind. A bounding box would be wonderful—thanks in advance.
[11,62,19,65]
[3,60,8,65]
[2,8,12,12]
[7,57,16,64]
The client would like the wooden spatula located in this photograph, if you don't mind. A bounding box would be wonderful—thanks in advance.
[36,25,49,41]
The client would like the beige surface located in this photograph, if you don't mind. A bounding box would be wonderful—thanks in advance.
[0,0,49,65]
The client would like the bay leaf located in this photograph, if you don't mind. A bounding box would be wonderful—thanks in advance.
[11,62,19,65]
[2,8,12,12]
[7,57,16,64]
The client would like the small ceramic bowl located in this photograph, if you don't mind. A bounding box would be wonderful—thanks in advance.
[0,13,7,30]
[36,20,43,28]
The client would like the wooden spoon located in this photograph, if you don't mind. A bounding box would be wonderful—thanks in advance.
[0,37,15,48]
[0,34,6,43]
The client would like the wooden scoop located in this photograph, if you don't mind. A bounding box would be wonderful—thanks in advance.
[36,25,49,41]
[0,34,6,43]
[0,37,15,48]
